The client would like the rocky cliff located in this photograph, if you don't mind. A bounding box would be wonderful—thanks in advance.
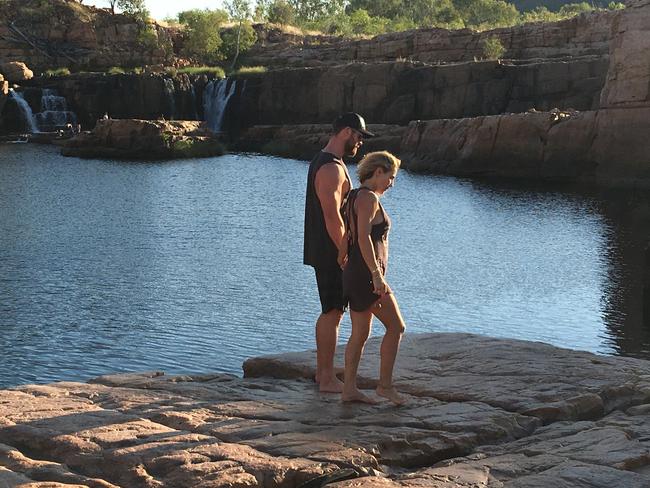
[237,56,606,127]
[235,0,650,188]
[19,73,209,130]
[245,10,617,67]
[0,0,173,72]
[397,0,650,186]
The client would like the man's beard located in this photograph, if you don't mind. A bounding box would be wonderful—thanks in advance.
[344,136,358,157]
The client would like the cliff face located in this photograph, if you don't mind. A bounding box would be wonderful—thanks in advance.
[245,10,617,67]
[238,57,606,127]
[0,0,173,72]
[20,73,208,130]
[599,0,650,108]
[397,0,650,187]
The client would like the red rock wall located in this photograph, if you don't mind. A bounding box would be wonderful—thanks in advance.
[245,10,617,67]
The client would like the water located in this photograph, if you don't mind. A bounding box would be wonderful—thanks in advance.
[203,78,236,132]
[1,145,650,388]
[34,88,77,130]
[9,90,38,133]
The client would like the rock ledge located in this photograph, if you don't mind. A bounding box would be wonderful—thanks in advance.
[2,333,650,487]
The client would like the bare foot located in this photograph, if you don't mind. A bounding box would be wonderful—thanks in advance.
[319,376,344,393]
[376,385,407,405]
[341,388,378,404]
[315,367,345,384]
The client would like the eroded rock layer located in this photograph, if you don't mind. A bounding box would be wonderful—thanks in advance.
[2,333,650,487]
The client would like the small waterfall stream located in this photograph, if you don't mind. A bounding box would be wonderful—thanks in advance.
[9,90,38,133]
[203,78,237,132]
[163,78,176,120]
[34,89,77,131]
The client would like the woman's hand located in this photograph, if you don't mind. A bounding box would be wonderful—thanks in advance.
[337,232,348,268]
[372,270,391,296]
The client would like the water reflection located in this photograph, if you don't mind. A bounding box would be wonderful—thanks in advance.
[1,144,650,388]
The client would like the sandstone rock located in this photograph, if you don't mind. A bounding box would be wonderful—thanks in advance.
[244,333,650,423]
[245,10,616,68]
[397,106,650,187]
[2,334,650,487]
[61,119,225,160]
[600,0,650,108]
[0,61,33,82]
[242,59,606,128]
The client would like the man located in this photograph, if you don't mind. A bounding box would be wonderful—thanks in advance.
[304,112,375,393]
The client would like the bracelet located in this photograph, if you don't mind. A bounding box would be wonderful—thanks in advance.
[371,267,382,275]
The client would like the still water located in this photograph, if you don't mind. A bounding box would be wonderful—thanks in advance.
[1,145,650,388]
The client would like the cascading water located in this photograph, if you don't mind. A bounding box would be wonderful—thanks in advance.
[163,78,176,120]
[190,85,199,120]
[203,78,237,132]
[34,88,77,131]
[9,90,38,133]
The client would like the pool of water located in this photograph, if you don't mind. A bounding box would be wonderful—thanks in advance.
[1,144,650,387]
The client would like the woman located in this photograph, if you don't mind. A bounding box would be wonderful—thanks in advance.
[341,151,406,405]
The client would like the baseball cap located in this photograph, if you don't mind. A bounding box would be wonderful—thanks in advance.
[333,112,375,138]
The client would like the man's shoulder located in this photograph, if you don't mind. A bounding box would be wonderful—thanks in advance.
[312,150,342,166]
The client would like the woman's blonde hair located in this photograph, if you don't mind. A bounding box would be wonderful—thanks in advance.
[357,151,401,183]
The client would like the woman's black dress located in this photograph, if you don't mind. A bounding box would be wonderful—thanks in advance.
[343,188,391,312]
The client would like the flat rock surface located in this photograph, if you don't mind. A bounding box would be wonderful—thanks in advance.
[2,333,650,487]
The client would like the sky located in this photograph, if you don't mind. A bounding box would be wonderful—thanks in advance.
[82,0,223,20]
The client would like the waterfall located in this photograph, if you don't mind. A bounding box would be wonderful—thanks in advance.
[190,85,199,120]
[9,90,38,133]
[163,78,176,120]
[203,78,237,132]
[34,88,77,131]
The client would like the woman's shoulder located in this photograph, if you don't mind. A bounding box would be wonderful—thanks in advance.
[355,188,379,208]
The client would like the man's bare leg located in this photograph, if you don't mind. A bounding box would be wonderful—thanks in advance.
[316,308,344,393]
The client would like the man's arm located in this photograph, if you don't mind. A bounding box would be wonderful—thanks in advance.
[315,163,347,258]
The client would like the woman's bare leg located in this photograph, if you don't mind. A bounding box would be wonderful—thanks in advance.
[373,293,406,405]
[342,309,377,403]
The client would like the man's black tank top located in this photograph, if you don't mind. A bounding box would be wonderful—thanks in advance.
[304,151,351,268]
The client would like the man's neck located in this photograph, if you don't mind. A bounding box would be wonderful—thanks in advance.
[322,138,344,159]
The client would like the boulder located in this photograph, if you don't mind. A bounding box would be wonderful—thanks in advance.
[0,61,33,82]
[61,119,225,160]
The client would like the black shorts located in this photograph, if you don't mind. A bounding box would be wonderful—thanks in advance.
[314,266,348,314]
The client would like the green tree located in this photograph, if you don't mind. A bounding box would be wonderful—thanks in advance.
[289,0,345,23]
[117,0,149,21]
[520,6,559,23]
[406,0,463,28]
[347,9,389,35]
[224,0,257,68]
[557,2,594,16]
[346,0,403,19]
[459,0,519,29]
[221,22,257,62]
[178,9,228,62]
[253,0,271,21]
[482,36,505,59]
[268,0,296,24]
